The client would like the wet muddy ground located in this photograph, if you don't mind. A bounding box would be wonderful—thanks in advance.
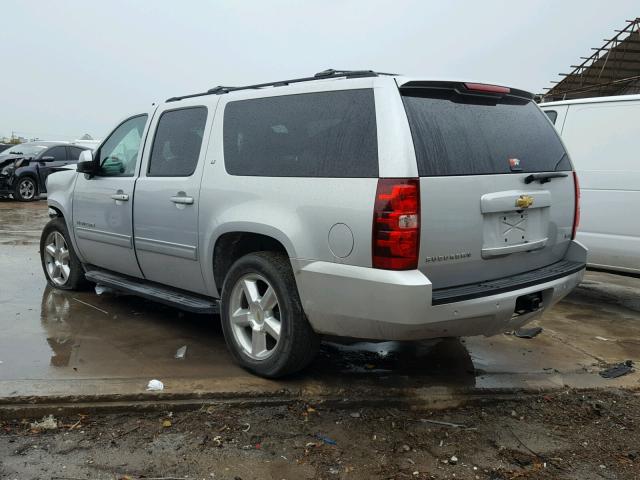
[2,390,640,479]
[1,200,640,478]
[0,200,639,401]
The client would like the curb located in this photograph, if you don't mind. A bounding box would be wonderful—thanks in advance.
[4,385,635,419]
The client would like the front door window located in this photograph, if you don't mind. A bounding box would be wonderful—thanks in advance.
[99,115,148,176]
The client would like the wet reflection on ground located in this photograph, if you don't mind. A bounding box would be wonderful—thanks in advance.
[1,202,640,398]
[4,258,635,393]
[0,199,48,245]
[36,285,244,379]
[35,284,476,387]
[315,340,475,384]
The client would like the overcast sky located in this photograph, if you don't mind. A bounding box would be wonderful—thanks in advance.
[0,0,638,141]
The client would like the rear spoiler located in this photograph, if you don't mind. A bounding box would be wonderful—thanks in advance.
[398,80,534,101]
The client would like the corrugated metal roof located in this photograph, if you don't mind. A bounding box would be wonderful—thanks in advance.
[541,18,640,102]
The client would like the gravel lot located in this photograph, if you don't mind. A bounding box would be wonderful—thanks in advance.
[2,390,640,479]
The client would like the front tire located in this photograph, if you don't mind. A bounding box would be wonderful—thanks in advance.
[14,176,37,201]
[220,252,319,378]
[40,217,86,290]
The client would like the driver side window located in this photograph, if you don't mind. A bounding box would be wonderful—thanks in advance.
[98,115,148,177]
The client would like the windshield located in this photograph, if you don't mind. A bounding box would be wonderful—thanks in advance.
[3,145,48,156]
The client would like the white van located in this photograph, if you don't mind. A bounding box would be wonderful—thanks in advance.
[541,95,640,274]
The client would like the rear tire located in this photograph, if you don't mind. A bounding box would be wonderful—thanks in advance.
[40,217,87,290]
[220,251,319,378]
[14,176,37,202]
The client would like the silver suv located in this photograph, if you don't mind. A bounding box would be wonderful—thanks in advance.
[40,69,587,377]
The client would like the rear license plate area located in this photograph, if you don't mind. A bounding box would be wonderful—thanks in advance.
[481,206,549,258]
[501,211,528,245]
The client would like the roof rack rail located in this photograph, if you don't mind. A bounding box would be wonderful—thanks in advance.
[166,69,397,102]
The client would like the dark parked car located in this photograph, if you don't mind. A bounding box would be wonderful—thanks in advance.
[0,142,89,201]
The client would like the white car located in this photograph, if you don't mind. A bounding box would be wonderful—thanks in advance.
[542,95,640,274]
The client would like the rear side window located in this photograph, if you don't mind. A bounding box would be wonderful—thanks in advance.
[223,89,378,177]
[43,146,67,161]
[148,106,208,177]
[402,90,570,176]
[544,110,558,124]
[68,146,86,160]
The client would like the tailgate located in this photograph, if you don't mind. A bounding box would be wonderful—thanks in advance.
[400,81,575,289]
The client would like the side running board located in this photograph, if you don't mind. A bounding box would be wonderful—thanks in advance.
[85,269,219,314]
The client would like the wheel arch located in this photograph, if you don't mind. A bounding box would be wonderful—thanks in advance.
[47,198,71,229]
[45,170,86,263]
[48,204,64,217]
[209,225,295,297]
[14,171,39,194]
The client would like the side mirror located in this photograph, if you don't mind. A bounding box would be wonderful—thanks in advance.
[79,149,93,163]
[76,150,95,175]
[41,156,55,162]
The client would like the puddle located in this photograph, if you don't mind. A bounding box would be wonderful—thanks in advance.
[1,203,640,397]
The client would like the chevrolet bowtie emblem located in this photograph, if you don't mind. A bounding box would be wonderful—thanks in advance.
[515,195,534,209]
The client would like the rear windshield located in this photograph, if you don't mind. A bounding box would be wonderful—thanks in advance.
[223,89,378,177]
[401,90,570,176]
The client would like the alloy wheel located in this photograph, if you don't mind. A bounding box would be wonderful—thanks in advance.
[43,231,71,286]
[18,178,36,200]
[228,273,282,360]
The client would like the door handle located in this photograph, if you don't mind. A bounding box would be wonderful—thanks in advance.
[110,193,129,201]
[170,195,194,205]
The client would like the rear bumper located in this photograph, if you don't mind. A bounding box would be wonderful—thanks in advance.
[293,240,587,341]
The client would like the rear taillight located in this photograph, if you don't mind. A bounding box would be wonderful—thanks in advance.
[463,82,510,94]
[572,171,581,240]
[372,178,420,270]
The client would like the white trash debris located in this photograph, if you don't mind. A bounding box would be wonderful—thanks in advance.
[420,419,466,428]
[175,345,187,359]
[146,379,164,391]
[30,415,58,430]
[94,284,114,295]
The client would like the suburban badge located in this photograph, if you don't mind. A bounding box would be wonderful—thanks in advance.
[425,252,472,263]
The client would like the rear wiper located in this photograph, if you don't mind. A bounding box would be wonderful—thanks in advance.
[524,172,568,184]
